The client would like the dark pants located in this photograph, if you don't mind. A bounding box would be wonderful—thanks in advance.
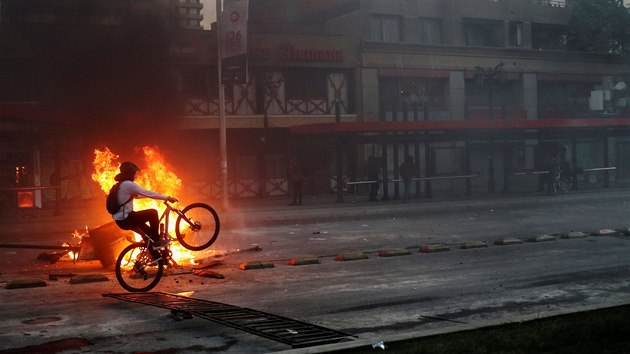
[291,180,303,205]
[116,209,160,242]
[369,181,379,201]
[402,179,412,201]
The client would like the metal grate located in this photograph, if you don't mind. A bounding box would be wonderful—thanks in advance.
[103,292,356,348]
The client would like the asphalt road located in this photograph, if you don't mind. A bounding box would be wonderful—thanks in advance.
[1,190,630,353]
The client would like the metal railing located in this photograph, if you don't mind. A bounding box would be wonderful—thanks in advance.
[346,173,480,198]
[512,167,616,176]
[531,0,568,7]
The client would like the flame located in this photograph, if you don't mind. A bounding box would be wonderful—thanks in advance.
[91,146,196,265]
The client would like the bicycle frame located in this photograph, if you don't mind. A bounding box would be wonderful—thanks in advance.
[157,201,197,240]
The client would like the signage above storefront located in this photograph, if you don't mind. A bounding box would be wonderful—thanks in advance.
[252,44,343,63]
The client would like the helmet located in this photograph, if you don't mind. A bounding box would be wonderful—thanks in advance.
[120,161,140,173]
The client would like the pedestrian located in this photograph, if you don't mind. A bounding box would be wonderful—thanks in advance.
[287,154,304,205]
[399,155,416,202]
[365,155,381,201]
[110,162,178,255]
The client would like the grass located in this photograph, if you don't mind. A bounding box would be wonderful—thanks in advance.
[332,304,630,354]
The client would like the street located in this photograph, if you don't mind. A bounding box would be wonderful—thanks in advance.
[1,190,630,353]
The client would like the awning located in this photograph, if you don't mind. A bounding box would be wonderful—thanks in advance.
[290,118,630,135]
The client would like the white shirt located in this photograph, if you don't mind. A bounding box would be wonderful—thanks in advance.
[111,180,169,221]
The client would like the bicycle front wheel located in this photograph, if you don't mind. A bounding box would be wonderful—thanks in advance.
[115,243,164,292]
[175,203,220,251]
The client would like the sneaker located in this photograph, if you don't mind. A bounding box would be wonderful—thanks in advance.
[151,239,171,250]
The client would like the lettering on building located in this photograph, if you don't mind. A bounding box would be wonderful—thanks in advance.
[252,44,344,63]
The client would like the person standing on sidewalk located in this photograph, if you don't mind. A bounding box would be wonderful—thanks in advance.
[287,154,304,205]
[365,155,381,201]
[399,155,416,202]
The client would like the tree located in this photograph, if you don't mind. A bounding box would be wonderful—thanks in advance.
[566,0,630,57]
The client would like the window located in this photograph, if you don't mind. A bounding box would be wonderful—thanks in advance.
[370,15,402,42]
[532,23,567,50]
[538,81,592,110]
[379,77,446,109]
[285,69,327,100]
[433,147,464,175]
[418,18,442,44]
[181,68,209,97]
[466,79,516,108]
[463,19,504,47]
[509,21,523,47]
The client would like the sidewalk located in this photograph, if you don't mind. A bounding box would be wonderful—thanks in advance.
[2,187,628,240]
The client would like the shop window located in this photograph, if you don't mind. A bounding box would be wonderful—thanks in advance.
[617,142,630,179]
[532,23,567,50]
[418,18,442,44]
[181,68,234,101]
[285,69,327,100]
[266,155,286,179]
[432,147,464,175]
[181,68,209,97]
[232,155,257,180]
[463,19,504,47]
[369,15,402,42]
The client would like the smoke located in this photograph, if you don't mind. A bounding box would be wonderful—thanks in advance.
[47,12,178,139]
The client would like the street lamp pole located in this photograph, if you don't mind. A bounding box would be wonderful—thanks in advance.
[217,0,229,210]
[475,63,505,194]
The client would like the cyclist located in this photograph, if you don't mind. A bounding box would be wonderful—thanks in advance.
[111,161,178,253]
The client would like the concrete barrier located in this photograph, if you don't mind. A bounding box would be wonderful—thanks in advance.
[89,222,133,269]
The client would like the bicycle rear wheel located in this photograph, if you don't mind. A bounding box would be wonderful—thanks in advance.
[115,243,164,292]
[175,203,220,251]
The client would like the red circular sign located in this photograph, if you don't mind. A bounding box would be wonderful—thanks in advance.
[230,11,240,23]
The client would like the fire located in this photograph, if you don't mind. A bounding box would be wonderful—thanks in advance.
[91,146,196,265]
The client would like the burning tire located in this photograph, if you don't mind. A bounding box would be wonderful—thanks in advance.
[115,243,164,292]
[175,203,220,251]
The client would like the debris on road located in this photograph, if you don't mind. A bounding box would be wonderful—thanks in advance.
[5,278,47,289]
[192,269,225,279]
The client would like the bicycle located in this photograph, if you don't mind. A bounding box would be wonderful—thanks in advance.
[115,200,220,292]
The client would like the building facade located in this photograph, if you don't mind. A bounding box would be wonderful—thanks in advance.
[180,0,630,200]
[2,0,630,213]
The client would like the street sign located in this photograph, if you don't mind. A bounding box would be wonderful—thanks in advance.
[220,0,248,83]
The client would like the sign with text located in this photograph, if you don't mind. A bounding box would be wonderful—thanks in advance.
[221,0,248,83]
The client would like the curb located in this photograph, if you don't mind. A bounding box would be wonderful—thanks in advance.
[69,274,109,284]
[5,278,47,289]
[378,248,412,257]
[528,234,556,242]
[561,231,588,239]
[238,261,275,270]
[460,240,488,249]
[335,252,369,262]
[419,244,450,253]
[493,237,523,246]
[288,256,320,266]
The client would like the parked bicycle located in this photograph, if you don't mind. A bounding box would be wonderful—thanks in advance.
[115,200,220,292]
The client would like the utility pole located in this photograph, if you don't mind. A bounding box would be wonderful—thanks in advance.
[475,62,505,194]
[216,0,229,210]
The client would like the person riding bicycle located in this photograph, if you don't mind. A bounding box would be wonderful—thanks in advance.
[111,161,178,251]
